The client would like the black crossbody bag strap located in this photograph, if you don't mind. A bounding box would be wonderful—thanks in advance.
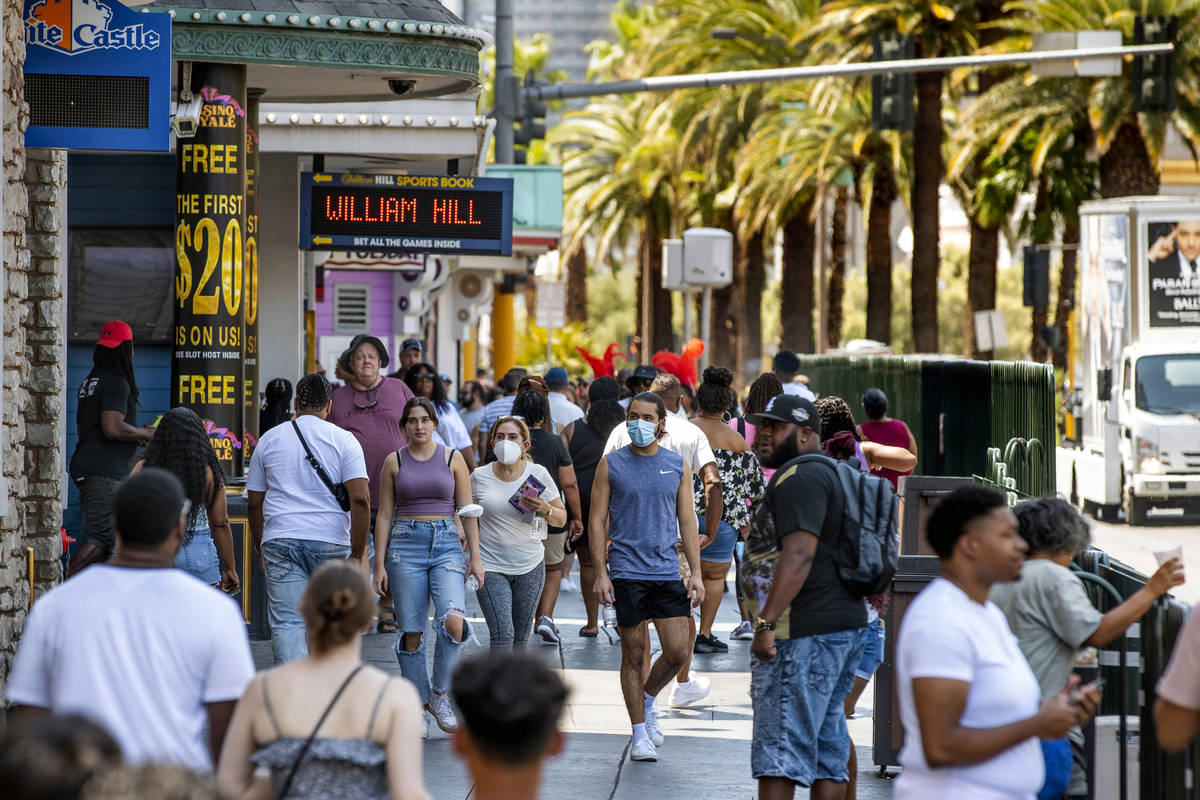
[292,419,339,499]
[278,665,364,799]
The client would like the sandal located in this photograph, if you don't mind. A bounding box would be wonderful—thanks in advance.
[378,618,399,634]
[579,627,599,638]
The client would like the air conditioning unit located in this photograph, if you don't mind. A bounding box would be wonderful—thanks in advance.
[449,271,495,340]
[682,227,733,287]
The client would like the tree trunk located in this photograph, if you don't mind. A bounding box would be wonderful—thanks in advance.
[1099,121,1159,198]
[1052,220,1080,371]
[565,245,587,323]
[1029,182,1051,364]
[911,70,943,353]
[738,231,766,382]
[638,220,674,359]
[964,221,1000,358]
[826,186,848,350]
[781,203,815,352]
[866,162,896,343]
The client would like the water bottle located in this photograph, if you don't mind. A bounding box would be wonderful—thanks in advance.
[530,514,548,541]
[602,603,618,628]
[466,574,479,592]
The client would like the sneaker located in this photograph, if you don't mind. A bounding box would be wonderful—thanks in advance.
[536,615,561,644]
[730,621,755,641]
[421,712,430,739]
[560,576,580,593]
[426,692,458,733]
[670,673,711,707]
[644,709,665,746]
[693,633,729,653]
[630,737,658,762]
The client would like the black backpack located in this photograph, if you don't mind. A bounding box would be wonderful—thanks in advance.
[804,454,899,597]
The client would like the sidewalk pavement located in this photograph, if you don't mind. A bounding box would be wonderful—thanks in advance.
[250,566,898,800]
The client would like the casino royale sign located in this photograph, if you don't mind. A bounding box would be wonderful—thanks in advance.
[300,173,514,255]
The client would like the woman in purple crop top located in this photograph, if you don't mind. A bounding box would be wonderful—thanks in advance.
[373,397,483,739]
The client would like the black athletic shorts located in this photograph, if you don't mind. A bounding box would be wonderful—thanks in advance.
[612,578,690,628]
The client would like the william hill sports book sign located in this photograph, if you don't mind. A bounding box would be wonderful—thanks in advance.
[300,172,514,255]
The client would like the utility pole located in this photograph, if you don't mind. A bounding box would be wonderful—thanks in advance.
[493,0,515,163]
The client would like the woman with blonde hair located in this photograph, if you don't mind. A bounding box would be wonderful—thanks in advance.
[217,562,429,800]
[469,416,567,649]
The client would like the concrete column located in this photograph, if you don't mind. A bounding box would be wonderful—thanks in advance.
[172,63,247,476]
[491,285,515,377]
[257,153,304,387]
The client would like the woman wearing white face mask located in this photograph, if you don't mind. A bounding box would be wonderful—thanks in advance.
[470,417,568,649]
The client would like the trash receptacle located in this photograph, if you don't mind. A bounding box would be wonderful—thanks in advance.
[225,487,270,640]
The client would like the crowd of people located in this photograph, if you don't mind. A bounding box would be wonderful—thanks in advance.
[12,320,1200,800]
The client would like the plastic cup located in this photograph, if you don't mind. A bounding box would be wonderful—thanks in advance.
[1154,545,1184,567]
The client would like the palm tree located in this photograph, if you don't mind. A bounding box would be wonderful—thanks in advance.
[1001,0,1200,198]
[815,0,986,353]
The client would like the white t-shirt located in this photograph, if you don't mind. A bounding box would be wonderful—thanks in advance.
[471,462,560,575]
[435,401,473,451]
[781,381,816,401]
[6,566,254,772]
[896,578,1043,800]
[549,392,584,428]
[246,414,368,546]
[604,413,717,472]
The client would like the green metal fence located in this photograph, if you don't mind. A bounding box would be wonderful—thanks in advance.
[795,355,1055,496]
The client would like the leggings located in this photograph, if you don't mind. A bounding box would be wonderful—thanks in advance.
[476,564,546,649]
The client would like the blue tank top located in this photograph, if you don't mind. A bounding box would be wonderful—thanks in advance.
[606,445,685,581]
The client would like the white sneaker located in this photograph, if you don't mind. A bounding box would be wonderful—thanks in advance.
[730,620,755,640]
[536,615,561,644]
[670,674,711,707]
[644,709,664,746]
[421,712,430,739]
[426,692,458,732]
[630,736,658,762]
[560,576,580,593]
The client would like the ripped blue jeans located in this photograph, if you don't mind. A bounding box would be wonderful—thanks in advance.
[386,517,469,705]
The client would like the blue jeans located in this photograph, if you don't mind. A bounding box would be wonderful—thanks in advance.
[385,517,469,705]
[854,617,886,681]
[261,538,351,665]
[175,530,220,584]
[751,629,865,786]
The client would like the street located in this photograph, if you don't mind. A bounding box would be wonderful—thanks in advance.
[1087,513,1200,606]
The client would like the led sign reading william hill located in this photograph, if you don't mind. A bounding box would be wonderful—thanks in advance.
[300,173,514,255]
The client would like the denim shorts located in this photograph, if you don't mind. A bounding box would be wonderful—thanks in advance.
[855,617,886,681]
[751,629,865,785]
[698,514,738,563]
[174,530,220,585]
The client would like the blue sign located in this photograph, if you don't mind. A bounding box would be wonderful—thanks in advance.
[300,173,515,256]
[24,0,171,151]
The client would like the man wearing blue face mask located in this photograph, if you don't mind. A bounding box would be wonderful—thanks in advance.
[590,392,706,763]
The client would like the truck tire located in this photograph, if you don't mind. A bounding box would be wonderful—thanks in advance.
[1123,488,1147,526]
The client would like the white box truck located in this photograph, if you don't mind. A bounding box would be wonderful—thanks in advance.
[1058,197,1200,524]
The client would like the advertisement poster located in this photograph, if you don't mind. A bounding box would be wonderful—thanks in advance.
[1146,218,1200,327]
[172,64,247,475]
[243,89,261,465]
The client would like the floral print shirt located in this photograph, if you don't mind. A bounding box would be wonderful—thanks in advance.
[694,448,765,530]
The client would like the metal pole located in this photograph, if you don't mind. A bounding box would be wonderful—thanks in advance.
[523,43,1173,102]
[683,291,693,342]
[493,0,515,163]
[700,289,712,371]
[546,329,553,368]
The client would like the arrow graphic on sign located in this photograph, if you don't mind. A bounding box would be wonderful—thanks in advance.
[312,174,332,183]
[312,236,332,244]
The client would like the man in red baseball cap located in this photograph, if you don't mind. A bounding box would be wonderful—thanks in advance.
[68,321,155,575]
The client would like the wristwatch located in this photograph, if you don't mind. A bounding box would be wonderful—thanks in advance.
[754,616,776,632]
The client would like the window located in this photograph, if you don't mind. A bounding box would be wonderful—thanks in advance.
[68,229,175,343]
[332,283,370,333]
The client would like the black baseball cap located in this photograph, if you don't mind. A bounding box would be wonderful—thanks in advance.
[626,364,659,391]
[747,395,821,434]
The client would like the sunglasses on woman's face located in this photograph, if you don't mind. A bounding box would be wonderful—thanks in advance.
[412,373,435,382]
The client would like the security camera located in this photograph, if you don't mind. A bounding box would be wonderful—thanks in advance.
[171,97,203,138]
[387,79,417,96]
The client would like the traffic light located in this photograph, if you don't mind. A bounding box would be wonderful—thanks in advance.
[871,33,915,131]
[514,70,549,162]
[1132,15,1177,113]
[1023,246,1050,308]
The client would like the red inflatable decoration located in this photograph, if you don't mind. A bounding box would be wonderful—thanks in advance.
[576,343,624,379]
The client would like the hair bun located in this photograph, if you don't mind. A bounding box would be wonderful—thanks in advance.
[702,366,733,388]
[322,587,356,621]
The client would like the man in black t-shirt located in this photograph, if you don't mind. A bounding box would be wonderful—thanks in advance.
[68,321,155,575]
[745,394,866,799]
